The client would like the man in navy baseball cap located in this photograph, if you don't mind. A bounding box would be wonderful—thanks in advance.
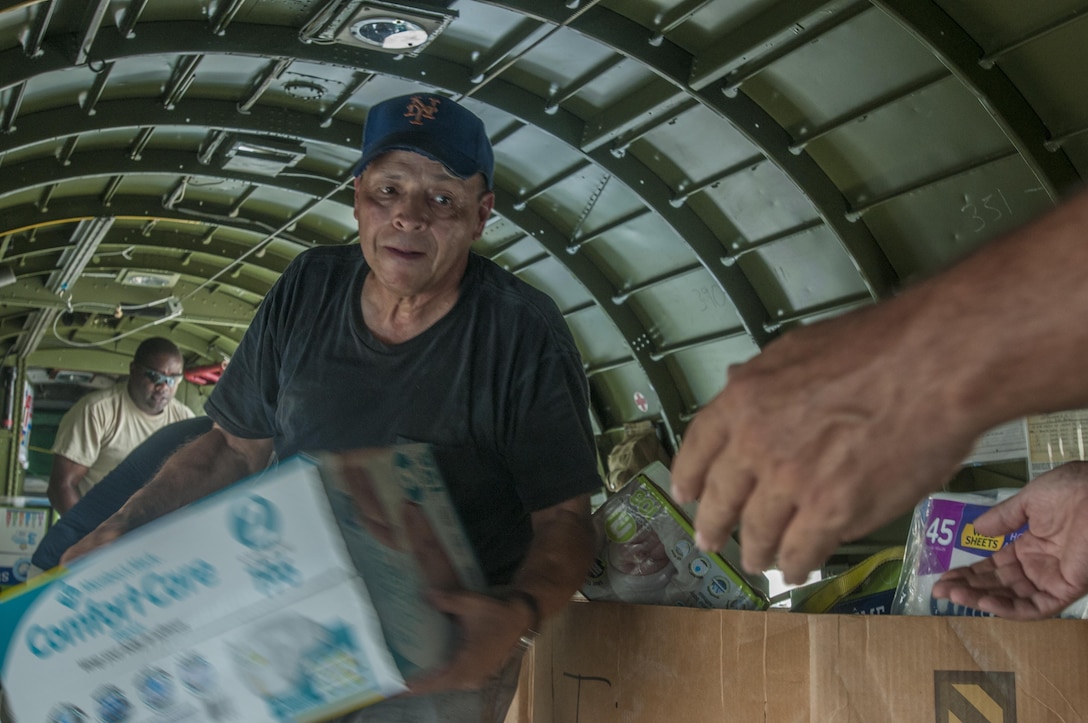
[69,91,599,723]
[352,93,494,189]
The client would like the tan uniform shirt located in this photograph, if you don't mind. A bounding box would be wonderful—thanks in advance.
[51,382,195,495]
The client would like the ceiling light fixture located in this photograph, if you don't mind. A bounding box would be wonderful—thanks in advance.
[117,270,180,289]
[303,1,456,56]
[350,16,428,50]
[218,135,306,177]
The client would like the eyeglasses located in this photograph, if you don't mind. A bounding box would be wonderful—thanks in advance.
[139,365,184,387]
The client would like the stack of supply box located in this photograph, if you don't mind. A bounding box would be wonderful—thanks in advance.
[499,468,1088,722]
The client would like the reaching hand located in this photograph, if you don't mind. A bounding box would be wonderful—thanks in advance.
[670,297,979,584]
[931,462,1088,620]
[60,516,128,566]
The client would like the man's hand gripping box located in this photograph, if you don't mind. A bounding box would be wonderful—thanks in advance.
[0,445,484,723]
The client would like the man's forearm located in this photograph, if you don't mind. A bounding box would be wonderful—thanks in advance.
[508,495,595,625]
[48,456,88,515]
[886,187,1088,436]
[110,427,265,533]
[48,483,80,515]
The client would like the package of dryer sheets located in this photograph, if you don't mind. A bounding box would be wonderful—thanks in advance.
[892,488,1088,619]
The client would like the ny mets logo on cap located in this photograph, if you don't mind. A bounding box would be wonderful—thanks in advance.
[353,92,494,188]
[404,95,440,126]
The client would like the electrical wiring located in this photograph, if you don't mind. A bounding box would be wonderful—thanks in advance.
[47,296,184,349]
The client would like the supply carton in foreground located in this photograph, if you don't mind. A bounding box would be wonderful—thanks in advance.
[506,600,1088,722]
[0,445,484,723]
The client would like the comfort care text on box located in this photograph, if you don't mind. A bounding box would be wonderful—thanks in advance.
[0,445,483,723]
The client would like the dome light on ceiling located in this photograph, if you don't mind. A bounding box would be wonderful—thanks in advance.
[350,17,429,50]
[306,1,456,57]
[117,270,180,289]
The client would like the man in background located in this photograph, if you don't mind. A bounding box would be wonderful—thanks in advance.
[48,336,194,514]
[33,416,212,572]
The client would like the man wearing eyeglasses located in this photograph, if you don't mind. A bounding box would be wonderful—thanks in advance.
[47,336,195,514]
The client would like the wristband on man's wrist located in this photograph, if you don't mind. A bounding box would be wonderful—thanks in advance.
[498,588,542,645]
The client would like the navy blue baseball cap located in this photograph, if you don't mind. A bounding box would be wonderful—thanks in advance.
[351,93,494,190]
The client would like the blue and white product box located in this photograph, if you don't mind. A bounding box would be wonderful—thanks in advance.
[0,445,486,722]
[892,489,1088,618]
[0,501,50,588]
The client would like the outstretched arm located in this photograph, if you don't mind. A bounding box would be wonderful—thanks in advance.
[671,187,1088,583]
[61,424,273,564]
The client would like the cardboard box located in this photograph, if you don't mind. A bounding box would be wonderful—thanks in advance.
[507,600,1088,722]
[0,445,483,723]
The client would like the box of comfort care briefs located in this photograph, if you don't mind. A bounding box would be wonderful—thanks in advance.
[0,445,486,723]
